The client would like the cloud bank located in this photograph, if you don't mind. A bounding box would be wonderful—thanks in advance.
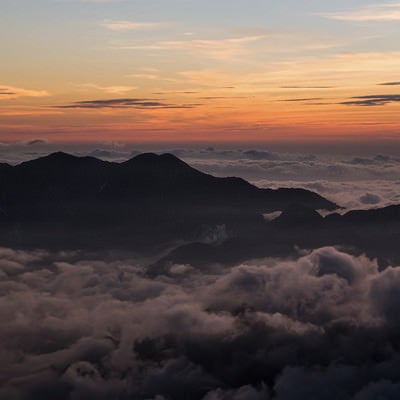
[2,247,400,399]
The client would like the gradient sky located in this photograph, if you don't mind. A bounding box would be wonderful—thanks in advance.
[1,0,400,144]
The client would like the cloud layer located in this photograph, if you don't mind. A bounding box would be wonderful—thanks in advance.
[2,246,400,399]
[176,149,400,210]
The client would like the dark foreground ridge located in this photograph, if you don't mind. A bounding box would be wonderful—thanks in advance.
[0,151,337,250]
[151,202,400,273]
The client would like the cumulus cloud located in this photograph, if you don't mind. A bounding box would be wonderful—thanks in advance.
[2,246,400,399]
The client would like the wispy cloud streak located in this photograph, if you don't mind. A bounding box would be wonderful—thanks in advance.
[118,35,266,59]
[341,94,400,106]
[0,85,49,99]
[102,20,169,31]
[54,98,198,109]
[321,3,400,21]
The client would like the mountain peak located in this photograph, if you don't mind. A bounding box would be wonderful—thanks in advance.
[47,151,75,158]
[125,152,186,165]
[17,152,109,173]
[18,151,78,167]
[38,151,77,162]
[122,152,202,177]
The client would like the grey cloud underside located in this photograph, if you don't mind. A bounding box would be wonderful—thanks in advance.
[54,98,198,109]
[359,193,381,205]
[280,86,334,89]
[281,97,323,102]
[378,82,400,86]
[341,94,400,106]
[26,139,48,146]
[2,247,400,399]
[277,91,400,107]
[198,96,245,100]
[152,91,200,95]
[177,150,400,210]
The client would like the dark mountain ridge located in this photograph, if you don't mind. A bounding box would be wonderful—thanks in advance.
[0,152,399,268]
[0,152,338,250]
[1,152,335,204]
[151,202,400,274]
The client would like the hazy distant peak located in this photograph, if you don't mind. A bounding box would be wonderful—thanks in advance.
[32,151,77,162]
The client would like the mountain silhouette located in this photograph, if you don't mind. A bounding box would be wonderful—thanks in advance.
[0,152,338,250]
[2,152,336,208]
[0,152,399,267]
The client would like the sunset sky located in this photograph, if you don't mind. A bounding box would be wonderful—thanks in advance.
[1,0,400,144]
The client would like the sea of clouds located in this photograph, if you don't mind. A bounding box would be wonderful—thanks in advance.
[2,246,400,399]
[178,149,400,211]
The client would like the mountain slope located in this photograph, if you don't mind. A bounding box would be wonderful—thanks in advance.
[0,152,338,250]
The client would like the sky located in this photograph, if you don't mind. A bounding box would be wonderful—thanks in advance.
[1,0,400,144]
